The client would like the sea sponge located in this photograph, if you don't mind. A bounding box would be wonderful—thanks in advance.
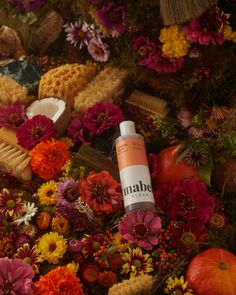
[74,66,129,114]
[0,73,28,105]
[38,64,97,109]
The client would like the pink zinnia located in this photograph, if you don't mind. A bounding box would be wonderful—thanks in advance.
[132,36,156,65]
[83,101,124,136]
[0,257,34,294]
[67,115,91,144]
[87,37,110,62]
[119,210,162,250]
[0,103,27,130]
[16,114,56,149]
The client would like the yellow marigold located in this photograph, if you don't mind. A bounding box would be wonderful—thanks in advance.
[159,25,190,58]
[51,215,70,235]
[37,232,67,264]
[164,276,194,295]
[37,180,58,205]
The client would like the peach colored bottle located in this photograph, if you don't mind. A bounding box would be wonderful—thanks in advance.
[115,121,156,213]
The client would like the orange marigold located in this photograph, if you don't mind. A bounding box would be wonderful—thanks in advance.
[34,266,84,295]
[29,139,70,180]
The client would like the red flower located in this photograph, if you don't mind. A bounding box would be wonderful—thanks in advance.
[83,233,106,256]
[0,103,26,130]
[132,36,156,65]
[67,115,91,144]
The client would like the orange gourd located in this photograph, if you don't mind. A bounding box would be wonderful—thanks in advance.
[185,248,236,295]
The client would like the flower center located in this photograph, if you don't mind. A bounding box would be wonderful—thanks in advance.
[47,190,53,197]
[31,127,44,139]
[3,280,15,293]
[181,196,197,213]
[6,199,15,208]
[174,289,184,295]
[180,231,196,248]
[65,188,77,202]
[138,46,147,56]
[91,184,109,204]
[97,112,109,123]
[77,30,86,41]
[133,222,149,239]
[49,242,57,252]
[133,259,142,269]
[9,113,23,126]
[23,257,32,264]
[92,241,101,251]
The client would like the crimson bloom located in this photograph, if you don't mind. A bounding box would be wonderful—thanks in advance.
[0,103,27,130]
[132,36,156,65]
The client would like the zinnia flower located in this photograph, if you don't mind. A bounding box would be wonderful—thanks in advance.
[67,115,91,144]
[0,103,26,130]
[0,188,24,218]
[0,257,34,294]
[16,114,56,149]
[34,266,84,295]
[29,139,70,180]
[83,101,124,136]
[37,180,58,205]
[87,37,110,62]
[121,247,153,278]
[15,243,40,273]
[165,276,194,295]
[132,36,156,65]
[64,20,91,49]
[119,210,162,250]
[80,170,122,214]
[37,232,67,264]
[10,0,46,11]
[57,179,79,203]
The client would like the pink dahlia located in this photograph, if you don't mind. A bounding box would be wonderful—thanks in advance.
[119,210,162,250]
[0,257,34,294]
[0,103,26,130]
[166,180,216,223]
[183,7,225,46]
[87,37,110,62]
[10,0,46,11]
[132,36,156,66]
[16,114,56,149]
[83,101,124,136]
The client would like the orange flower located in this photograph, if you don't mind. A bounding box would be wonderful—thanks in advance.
[34,266,84,295]
[29,139,70,180]
[98,271,117,288]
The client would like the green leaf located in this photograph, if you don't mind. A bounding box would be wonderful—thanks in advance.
[230,150,236,158]
[198,163,213,186]
[176,144,193,163]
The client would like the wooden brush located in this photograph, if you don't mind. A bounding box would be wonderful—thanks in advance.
[125,90,169,117]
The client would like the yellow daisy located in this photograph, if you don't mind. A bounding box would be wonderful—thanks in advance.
[37,180,58,205]
[37,232,67,264]
[121,247,153,278]
[112,232,132,252]
[164,276,194,295]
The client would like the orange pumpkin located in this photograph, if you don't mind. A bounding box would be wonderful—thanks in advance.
[185,248,236,295]
[155,145,201,184]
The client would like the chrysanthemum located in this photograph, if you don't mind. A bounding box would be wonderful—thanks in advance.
[0,188,24,218]
[121,247,153,278]
[83,233,106,256]
[165,276,193,295]
[10,0,46,11]
[57,179,79,203]
[14,202,38,225]
[119,210,162,251]
[64,20,91,49]
[37,180,58,205]
[16,114,56,149]
[51,214,70,235]
[34,266,84,295]
[0,257,34,294]
[37,232,67,264]
[15,243,40,273]
[79,170,122,214]
[29,139,71,180]
[83,101,124,136]
[87,37,110,62]
[0,103,26,130]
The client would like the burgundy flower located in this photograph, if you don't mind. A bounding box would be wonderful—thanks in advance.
[10,0,46,11]
[83,101,124,136]
[0,103,26,130]
[96,1,126,37]
[67,115,91,144]
[132,36,156,65]
[83,233,106,255]
[16,115,56,149]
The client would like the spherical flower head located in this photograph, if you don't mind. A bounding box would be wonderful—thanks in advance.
[29,139,71,180]
[98,271,117,288]
[87,37,110,62]
[37,232,67,264]
[16,114,56,149]
[67,239,84,253]
[0,257,34,294]
[57,178,79,203]
[0,188,24,218]
[80,170,122,215]
[35,211,52,231]
[51,214,70,235]
[10,0,46,11]
[34,266,84,295]
[37,180,58,205]
[0,103,27,130]
[64,20,91,49]
[121,247,153,278]
[96,1,126,37]
[83,101,124,136]
[209,211,228,228]
[165,276,194,295]
[133,36,156,65]
[67,115,91,144]
[15,243,40,273]
[166,180,216,223]
[119,210,162,251]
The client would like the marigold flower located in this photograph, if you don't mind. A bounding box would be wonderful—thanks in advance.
[98,271,117,288]
[51,214,70,235]
[35,211,52,230]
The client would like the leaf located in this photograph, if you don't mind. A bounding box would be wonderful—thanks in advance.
[176,143,193,163]
[198,162,213,186]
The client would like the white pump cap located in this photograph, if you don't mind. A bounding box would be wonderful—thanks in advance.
[119,121,136,136]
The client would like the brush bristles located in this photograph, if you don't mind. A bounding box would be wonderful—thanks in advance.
[125,90,169,117]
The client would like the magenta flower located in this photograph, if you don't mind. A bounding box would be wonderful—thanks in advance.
[183,8,225,46]
[67,115,91,144]
[0,103,26,130]
[119,210,162,250]
[87,37,110,62]
[57,179,79,203]
[132,36,156,65]
[96,1,126,37]
[10,0,46,11]
[16,114,56,149]
[0,257,34,294]
[83,101,124,136]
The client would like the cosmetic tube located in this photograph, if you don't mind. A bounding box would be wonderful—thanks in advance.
[115,120,156,213]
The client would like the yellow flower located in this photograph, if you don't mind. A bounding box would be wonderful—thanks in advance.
[60,137,75,149]
[37,180,58,205]
[165,276,194,295]
[121,247,153,278]
[66,261,79,273]
[112,232,132,252]
[37,232,67,264]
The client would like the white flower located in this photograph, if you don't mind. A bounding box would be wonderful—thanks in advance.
[14,202,38,226]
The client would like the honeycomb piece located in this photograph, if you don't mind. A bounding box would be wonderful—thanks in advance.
[0,73,28,105]
[38,64,97,109]
[74,66,129,114]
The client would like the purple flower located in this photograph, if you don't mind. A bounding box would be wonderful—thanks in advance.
[0,257,34,294]
[57,179,79,203]
[83,101,124,136]
[0,103,27,130]
[16,114,56,149]
[96,1,126,37]
[132,36,156,65]
[67,115,92,144]
[87,37,110,62]
[10,0,46,11]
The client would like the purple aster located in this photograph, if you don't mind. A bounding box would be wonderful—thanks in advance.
[10,0,46,11]
[87,37,110,62]
[96,1,126,37]
[64,20,91,49]
[0,103,27,130]
[16,114,56,149]
[57,179,79,203]
[0,257,34,294]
